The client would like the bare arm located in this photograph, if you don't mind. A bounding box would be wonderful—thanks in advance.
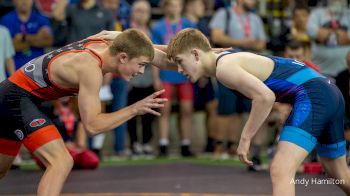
[151,48,177,71]
[153,44,168,52]
[89,30,122,40]
[211,29,265,51]
[5,58,15,76]
[216,58,275,165]
[211,29,242,47]
[78,61,167,135]
[75,122,87,148]
[152,66,163,91]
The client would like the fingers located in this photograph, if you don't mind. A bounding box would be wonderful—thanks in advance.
[153,98,168,104]
[147,103,165,108]
[238,154,253,166]
[144,108,161,116]
[151,89,165,98]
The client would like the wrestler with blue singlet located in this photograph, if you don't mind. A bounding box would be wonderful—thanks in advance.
[167,28,350,196]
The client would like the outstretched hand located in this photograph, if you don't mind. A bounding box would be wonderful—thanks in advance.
[132,89,168,116]
[237,138,253,166]
[89,30,122,41]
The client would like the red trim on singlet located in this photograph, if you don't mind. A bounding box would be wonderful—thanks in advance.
[0,138,22,156]
[9,39,106,100]
[23,125,62,153]
[47,50,84,93]
[47,48,104,93]
[8,71,48,100]
[83,38,108,68]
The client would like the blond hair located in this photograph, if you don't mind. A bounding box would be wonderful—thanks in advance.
[109,29,154,60]
[167,28,211,60]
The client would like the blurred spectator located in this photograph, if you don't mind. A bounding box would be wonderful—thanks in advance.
[126,0,155,156]
[184,0,219,153]
[335,51,350,162]
[289,6,312,60]
[210,0,266,51]
[209,0,267,167]
[119,0,131,28]
[100,0,124,31]
[0,25,15,82]
[0,0,53,70]
[34,0,69,47]
[264,0,294,54]
[290,6,311,47]
[184,0,205,24]
[99,0,128,156]
[63,0,115,43]
[34,0,68,18]
[34,98,100,170]
[0,0,14,18]
[284,41,321,73]
[151,0,195,157]
[0,24,16,169]
[307,0,350,77]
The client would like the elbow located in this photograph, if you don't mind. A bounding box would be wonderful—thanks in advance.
[255,92,275,106]
[83,123,99,136]
[263,92,276,106]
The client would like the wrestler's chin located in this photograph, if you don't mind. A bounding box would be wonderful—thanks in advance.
[121,75,132,82]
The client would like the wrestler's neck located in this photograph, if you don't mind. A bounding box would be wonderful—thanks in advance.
[202,51,218,77]
[99,49,117,75]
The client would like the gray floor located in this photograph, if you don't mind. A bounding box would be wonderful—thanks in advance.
[0,163,345,196]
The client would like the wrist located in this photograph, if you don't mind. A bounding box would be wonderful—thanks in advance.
[129,104,138,116]
[240,135,252,142]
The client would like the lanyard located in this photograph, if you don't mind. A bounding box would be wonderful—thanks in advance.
[233,6,251,38]
[328,10,338,31]
[164,17,182,42]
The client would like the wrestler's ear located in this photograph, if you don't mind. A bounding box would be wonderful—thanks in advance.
[119,52,129,64]
[191,48,200,61]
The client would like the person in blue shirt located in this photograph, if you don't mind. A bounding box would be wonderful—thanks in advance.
[0,0,53,70]
[167,28,350,195]
[151,0,196,156]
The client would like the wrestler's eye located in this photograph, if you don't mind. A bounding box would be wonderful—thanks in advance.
[139,63,146,68]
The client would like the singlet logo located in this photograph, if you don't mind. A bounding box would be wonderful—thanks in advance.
[29,118,46,128]
[24,62,36,72]
[14,129,24,140]
[292,60,305,67]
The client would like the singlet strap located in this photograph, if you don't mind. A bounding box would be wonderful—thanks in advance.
[215,49,239,66]
[83,38,108,68]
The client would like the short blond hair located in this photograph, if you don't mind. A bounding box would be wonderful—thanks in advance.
[167,28,211,60]
[109,29,154,60]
